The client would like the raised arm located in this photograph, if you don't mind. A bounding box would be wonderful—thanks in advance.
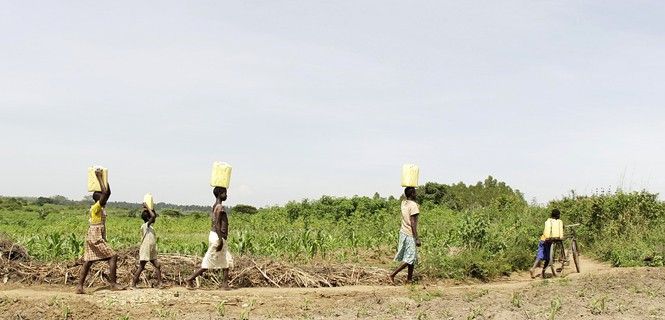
[148,208,156,225]
[95,170,111,206]
[143,203,156,226]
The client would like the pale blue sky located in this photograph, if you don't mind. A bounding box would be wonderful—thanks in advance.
[1,1,664,206]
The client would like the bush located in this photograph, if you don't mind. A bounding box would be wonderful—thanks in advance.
[232,204,258,215]
[550,190,665,266]
[126,208,140,218]
[161,209,182,217]
[0,197,26,211]
[35,197,55,206]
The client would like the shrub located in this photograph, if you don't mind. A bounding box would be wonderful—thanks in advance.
[232,204,258,215]
[161,209,182,217]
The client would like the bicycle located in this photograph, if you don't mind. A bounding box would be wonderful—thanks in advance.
[548,223,581,277]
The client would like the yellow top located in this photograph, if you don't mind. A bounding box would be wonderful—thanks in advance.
[540,218,564,241]
[89,201,104,224]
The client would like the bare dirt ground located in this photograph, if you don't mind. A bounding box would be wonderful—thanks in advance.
[1,257,664,320]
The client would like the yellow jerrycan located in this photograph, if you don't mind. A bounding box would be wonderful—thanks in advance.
[144,193,154,210]
[87,166,108,192]
[543,218,564,240]
[210,162,232,188]
[401,164,419,187]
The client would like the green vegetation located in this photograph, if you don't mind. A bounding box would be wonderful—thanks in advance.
[551,190,665,267]
[1,176,664,280]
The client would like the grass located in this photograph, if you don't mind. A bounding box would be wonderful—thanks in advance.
[510,291,522,308]
[1,188,664,281]
[240,299,255,320]
[463,289,489,302]
[216,300,226,316]
[0,201,543,280]
[548,297,561,320]
[589,295,607,315]
[408,285,443,302]
[465,307,483,320]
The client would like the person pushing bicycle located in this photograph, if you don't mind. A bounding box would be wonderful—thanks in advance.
[530,208,564,278]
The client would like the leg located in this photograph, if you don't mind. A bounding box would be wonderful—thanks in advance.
[532,258,541,269]
[108,255,119,288]
[76,261,93,294]
[542,255,550,278]
[530,258,541,278]
[541,242,552,277]
[406,264,415,283]
[221,268,230,290]
[150,260,162,287]
[186,268,207,288]
[560,242,567,266]
[131,261,147,288]
[389,262,409,284]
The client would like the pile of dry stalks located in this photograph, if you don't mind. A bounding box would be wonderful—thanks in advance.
[0,241,389,289]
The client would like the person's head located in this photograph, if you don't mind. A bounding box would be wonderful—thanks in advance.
[92,191,102,202]
[551,208,561,220]
[404,187,417,200]
[141,210,151,223]
[213,186,228,201]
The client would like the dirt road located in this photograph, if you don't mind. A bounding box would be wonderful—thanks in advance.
[1,257,664,319]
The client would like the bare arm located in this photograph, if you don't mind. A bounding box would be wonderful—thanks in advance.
[220,211,228,240]
[148,209,157,225]
[213,204,225,251]
[410,214,421,246]
[144,204,156,226]
[96,170,111,207]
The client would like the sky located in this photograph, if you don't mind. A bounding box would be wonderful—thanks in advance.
[1,1,664,207]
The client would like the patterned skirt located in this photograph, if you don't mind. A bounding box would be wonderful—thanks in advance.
[83,224,115,262]
[394,231,418,265]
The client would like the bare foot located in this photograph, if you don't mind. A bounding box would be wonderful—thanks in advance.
[109,283,125,291]
[185,279,196,290]
[388,275,396,285]
[529,268,536,279]
[75,286,85,294]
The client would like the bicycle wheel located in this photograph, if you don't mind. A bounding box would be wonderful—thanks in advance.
[571,239,580,273]
[549,241,564,277]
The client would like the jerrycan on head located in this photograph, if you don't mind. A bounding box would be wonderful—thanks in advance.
[401,164,419,187]
[87,166,109,192]
[144,193,154,210]
[210,162,232,188]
